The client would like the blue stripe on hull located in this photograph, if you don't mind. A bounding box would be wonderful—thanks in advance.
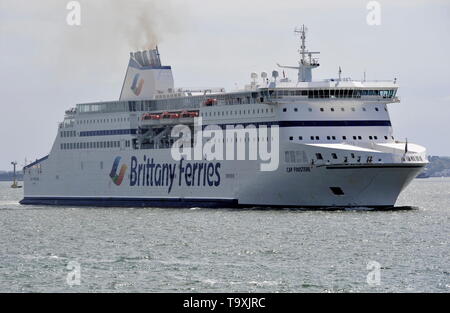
[19,197,394,210]
[20,197,239,208]
[78,120,392,137]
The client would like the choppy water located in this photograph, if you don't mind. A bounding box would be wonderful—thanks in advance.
[0,179,449,292]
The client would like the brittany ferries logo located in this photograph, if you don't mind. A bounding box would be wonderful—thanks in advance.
[110,156,128,186]
[131,73,144,96]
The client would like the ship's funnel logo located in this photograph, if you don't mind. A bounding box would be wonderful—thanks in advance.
[131,73,144,96]
[110,156,128,186]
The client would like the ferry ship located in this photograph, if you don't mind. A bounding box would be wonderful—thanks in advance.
[21,26,427,209]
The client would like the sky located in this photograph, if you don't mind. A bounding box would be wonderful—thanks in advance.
[0,0,449,170]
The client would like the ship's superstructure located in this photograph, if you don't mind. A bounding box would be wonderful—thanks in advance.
[21,27,427,208]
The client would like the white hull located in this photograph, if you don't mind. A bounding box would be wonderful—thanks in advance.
[21,143,425,208]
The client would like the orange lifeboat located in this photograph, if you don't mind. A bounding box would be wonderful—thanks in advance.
[181,111,199,118]
[161,112,171,119]
[204,98,217,106]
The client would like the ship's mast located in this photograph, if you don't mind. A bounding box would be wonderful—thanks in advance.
[278,25,320,82]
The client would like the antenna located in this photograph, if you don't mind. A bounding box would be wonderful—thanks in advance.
[251,72,258,84]
[261,72,268,85]
[294,25,320,66]
[338,66,342,81]
[278,25,320,82]
[272,70,279,81]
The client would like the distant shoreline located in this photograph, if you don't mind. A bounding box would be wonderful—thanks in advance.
[0,171,24,182]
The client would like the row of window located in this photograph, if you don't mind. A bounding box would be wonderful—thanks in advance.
[304,89,396,99]
[76,117,130,125]
[61,140,131,150]
[283,106,385,113]
[61,130,76,138]
[201,107,274,117]
[402,155,424,162]
[314,153,374,163]
[315,153,423,163]
[79,129,136,137]
[261,89,396,99]
[290,135,393,141]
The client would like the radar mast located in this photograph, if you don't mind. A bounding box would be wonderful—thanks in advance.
[278,25,320,82]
